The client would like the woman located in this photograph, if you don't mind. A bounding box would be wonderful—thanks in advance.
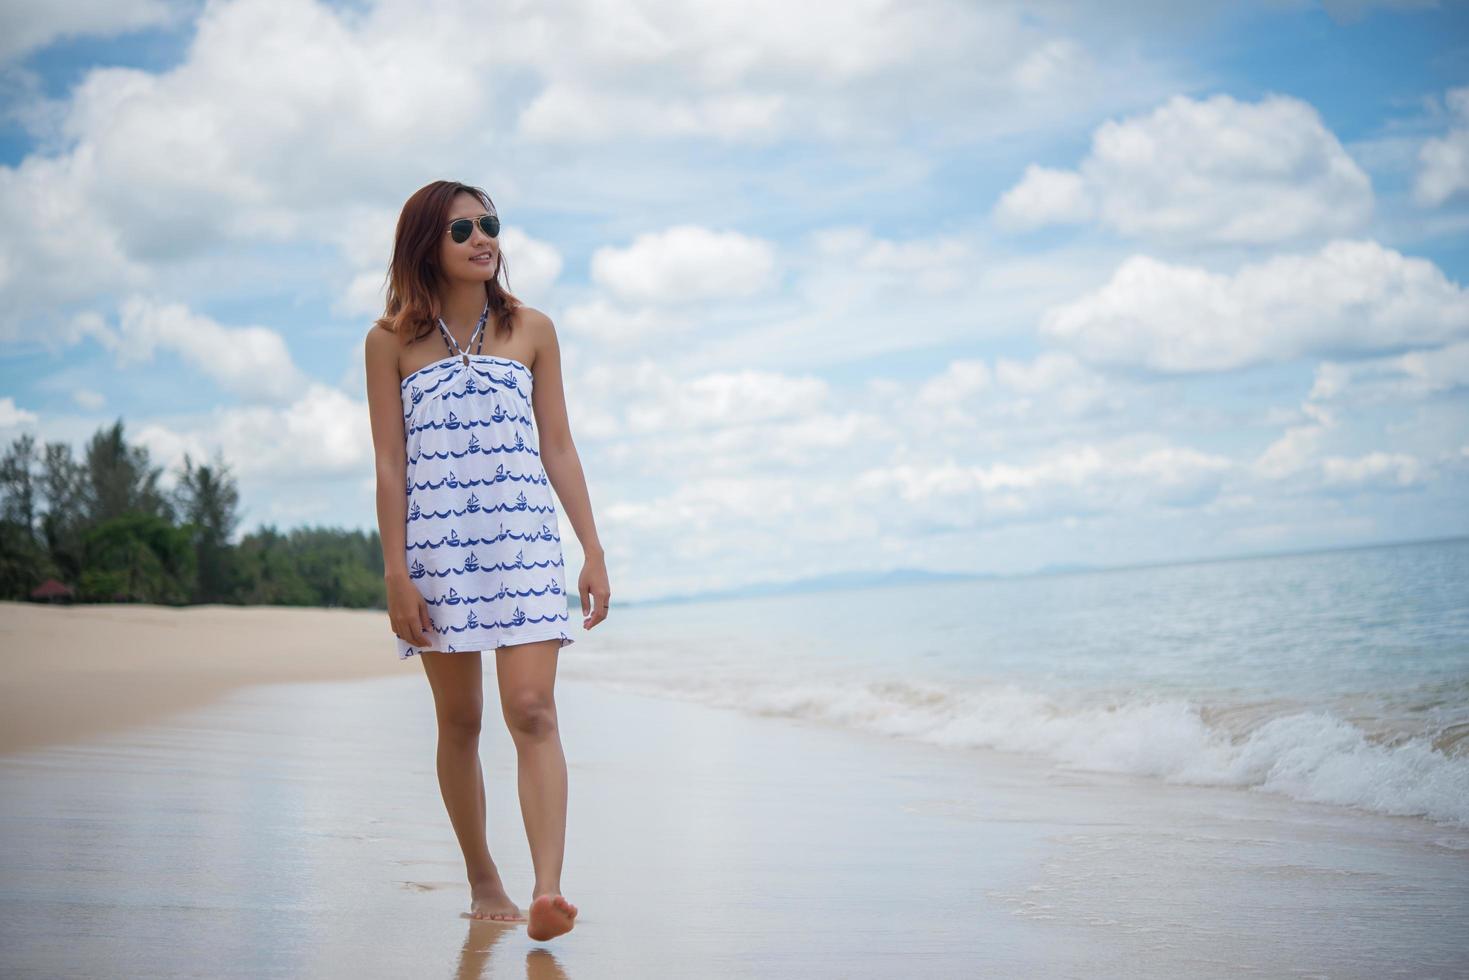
[364,180,609,940]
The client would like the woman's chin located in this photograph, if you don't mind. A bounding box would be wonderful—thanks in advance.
[448,267,496,284]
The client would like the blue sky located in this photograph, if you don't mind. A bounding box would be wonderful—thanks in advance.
[1,0,1466,601]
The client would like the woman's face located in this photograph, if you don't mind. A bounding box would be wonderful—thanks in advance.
[438,191,499,284]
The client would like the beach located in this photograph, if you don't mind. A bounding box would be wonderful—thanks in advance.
[0,602,405,756]
[1,599,1467,978]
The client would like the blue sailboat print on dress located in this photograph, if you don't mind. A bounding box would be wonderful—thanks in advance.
[395,320,573,661]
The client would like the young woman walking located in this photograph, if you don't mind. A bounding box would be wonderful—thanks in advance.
[364,180,609,940]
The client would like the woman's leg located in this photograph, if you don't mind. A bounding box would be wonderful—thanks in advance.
[495,638,578,938]
[419,649,524,922]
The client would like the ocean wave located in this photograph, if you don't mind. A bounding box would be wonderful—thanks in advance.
[567,665,1469,828]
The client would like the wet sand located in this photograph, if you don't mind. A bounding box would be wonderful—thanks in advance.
[1,602,1466,978]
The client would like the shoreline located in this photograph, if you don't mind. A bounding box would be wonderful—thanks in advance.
[0,601,408,755]
[2,600,1467,976]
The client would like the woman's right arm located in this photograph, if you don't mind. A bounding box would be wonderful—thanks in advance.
[364,326,433,648]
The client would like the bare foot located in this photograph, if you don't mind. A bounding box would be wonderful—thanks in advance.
[526,893,578,941]
[467,879,526,923]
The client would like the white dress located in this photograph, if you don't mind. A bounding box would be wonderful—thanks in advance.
[395,308,574,659]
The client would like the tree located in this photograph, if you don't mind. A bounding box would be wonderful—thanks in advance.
[0,434,40,534]
[79,512,196,604]
[0,434,51,598]
[232,526,316,605]
[84,420,172,525]
[39,441,88,584]
[174,451,241,603]
[3,420,389,609]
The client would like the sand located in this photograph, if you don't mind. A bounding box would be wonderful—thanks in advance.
[2,601,1466,978]
[0,601,404,755]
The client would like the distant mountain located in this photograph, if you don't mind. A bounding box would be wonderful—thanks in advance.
[607,535,1469,608]
[1024,561,1103,577]
[616,566,992,607]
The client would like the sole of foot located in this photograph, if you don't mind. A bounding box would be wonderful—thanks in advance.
[462,906,526,923]
[526,894,578,941]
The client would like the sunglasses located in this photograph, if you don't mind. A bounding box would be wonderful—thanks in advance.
[446,213,500,243]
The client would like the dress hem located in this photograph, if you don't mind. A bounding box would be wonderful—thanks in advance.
[398,626,576,659]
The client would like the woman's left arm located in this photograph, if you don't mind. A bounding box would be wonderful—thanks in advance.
[528,310,610,629]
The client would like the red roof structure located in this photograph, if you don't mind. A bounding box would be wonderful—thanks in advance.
[29,578,74,602]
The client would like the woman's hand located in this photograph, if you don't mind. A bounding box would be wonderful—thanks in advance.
[579,551,611,630]
[386,571,434,648]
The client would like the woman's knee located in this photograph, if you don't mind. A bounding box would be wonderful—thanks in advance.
[502,691,558,738]
[436,699,484,740]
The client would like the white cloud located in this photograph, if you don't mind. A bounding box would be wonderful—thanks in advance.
[510,0,1154,145]
[1308,339,1469,405]
[597,436,1238,587]
[995,93,1373,244]
[1254,405,1333,482]
[574,348,1145,506]
[0,396,39,429]
[912,351,1126,426]
[1252,415,1432,493]
[134,383,371,484]
[91,295,309,403]
[1320,451,1425,490]
[568,357,855,473]
[517,86,789,145]
[336,271,391,323]
[0,0,1178,340]
[627,367,828,434]
[561,298,692,344]
[0,0,184,63]
[992,165,1091,228]
[128,380,373,529]
[1040,239,1469,373]
[0,0,495,333]
[590,225,776,305]
[853,439,1236,518]
[568,225,974,348]
[1251,337,1459,492]
[656,223,998,370]
[0,151,152,331]
[1011,38,1090,94]
[809,226,973,294]
[1414,86,1469,207]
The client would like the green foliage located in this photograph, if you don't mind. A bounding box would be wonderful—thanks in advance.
[233,525,385,608]
[0,518,51,597]
[85,420,173,525]
[79,512,196,603]
[38,441,88,584]
[0,422,386,609]
[174,451,242,603]
[0,434,39,532]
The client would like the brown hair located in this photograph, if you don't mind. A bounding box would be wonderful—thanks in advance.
[374,180,521,344]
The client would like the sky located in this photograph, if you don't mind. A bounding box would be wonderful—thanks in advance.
[0,0,1466,601]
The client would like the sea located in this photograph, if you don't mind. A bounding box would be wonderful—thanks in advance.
[563,535,1469,829]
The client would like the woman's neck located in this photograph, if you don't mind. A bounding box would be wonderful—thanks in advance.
[438,281,488,332]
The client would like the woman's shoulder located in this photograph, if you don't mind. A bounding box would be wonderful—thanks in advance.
[364,323,408,385]
[365,320,401,350]
[510,307,561,370]
[512,305,552,329]
[510,306,562,351]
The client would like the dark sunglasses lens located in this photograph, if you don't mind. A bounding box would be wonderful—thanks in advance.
[450,219,473,243]
[479,214,499,238]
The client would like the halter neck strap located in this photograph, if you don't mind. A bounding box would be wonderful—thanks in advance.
[436,300,490,357]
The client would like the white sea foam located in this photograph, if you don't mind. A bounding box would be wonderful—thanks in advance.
[569,664,1469,828]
